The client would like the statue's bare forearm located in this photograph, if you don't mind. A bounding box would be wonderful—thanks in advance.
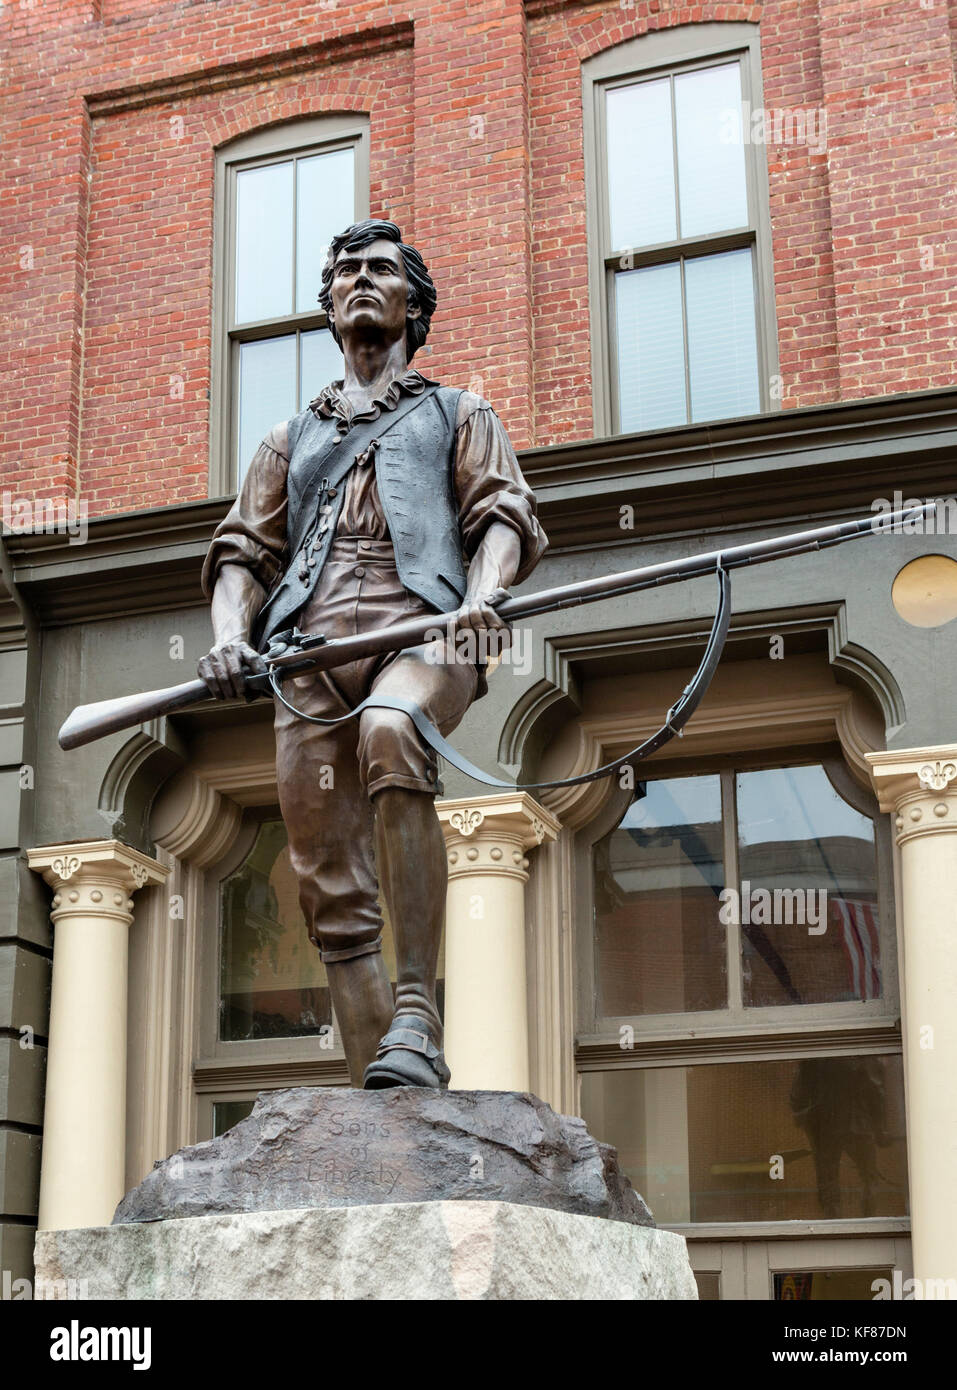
[200,564,268,698]
[465,521,521,595]
[210,563,266,646]
[457,522,522,631]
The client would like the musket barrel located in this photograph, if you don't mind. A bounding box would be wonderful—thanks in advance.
[56,502,936,750]
[500,504,935,617]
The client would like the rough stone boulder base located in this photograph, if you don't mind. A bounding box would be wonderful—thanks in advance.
[38,1202,696,1301]
[113,1088,653,1227]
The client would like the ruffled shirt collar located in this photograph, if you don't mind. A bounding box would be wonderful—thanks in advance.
[309,367,438,424]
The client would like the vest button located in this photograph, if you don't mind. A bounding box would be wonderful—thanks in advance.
[354,565,366,577]
[332,433,342,445]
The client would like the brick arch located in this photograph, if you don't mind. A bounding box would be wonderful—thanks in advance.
[206,88,377,154]
[568,4,764,61]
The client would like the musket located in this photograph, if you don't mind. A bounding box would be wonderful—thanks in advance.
[58,503,935,755]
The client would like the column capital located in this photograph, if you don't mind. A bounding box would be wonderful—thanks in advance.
[436,792,561,883]
[27,839,169,924]
[866,746,957,846]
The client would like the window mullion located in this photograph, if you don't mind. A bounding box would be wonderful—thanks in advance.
[669,73,681,242]
[722,768,743,1015]
[679,254,691,424]
[291,156,299,318]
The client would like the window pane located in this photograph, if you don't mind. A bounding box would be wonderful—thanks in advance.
[685,247,760,421]
[773,1269,893,1301]
[616,262,686,432]
[213,1099,255,1137]
[607,79,677,251]
[235,161,294,324]
[296,147,355,314]
[220,819,330,1041]
[674,62,749,238]
[581,1055,909,1223]
[237,335,297,482]
[220,818,444,1042]
[693,1271,721,1300]
[736,765,882,1007]
[300,327,344,405]
[593,776,726,1016]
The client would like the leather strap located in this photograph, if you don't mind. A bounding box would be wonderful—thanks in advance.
[268,565,731,790]
[375,1025,442,1060]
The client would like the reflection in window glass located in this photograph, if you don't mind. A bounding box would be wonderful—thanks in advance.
[220,820,329,1041]
[736,765,881,1007]
[594,776,726,1016]
[213,1099,256,1137]
[220,819,443,1041]
[235,162,294,325]
[773,1269,893,1301]
[581,1055,908,1223]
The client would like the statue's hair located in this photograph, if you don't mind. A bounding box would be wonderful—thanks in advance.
[318,219,436,359]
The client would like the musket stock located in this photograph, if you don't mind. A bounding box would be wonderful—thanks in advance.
[58,678,212,751]
[57,502,936,751]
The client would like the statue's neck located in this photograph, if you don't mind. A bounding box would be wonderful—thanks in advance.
[340,338,409,414]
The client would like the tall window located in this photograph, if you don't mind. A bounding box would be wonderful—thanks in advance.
[211,118,369,491]
[578,755,906,1290]
[584,26,778,437]
[198,813,445,1138]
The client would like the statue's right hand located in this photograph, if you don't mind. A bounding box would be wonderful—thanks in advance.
[197,640,267,700]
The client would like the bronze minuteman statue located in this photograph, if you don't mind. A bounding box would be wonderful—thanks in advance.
[199,220,547,1089]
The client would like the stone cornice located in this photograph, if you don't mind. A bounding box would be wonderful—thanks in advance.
[7,388,957,626]
[524,386,957,549]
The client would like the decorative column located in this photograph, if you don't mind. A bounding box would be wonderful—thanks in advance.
[866,747,957,1284]
[27,840,169,1231]
[437,793,560,1092]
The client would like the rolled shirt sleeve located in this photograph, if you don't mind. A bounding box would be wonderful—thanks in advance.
[201,422,291,599]
[453,392,548,585]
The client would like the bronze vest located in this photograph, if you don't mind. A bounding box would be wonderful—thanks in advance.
[254,385,466,648]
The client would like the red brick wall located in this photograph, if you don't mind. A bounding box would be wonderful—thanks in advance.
[2,0,955,514]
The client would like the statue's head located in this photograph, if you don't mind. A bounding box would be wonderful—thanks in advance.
[319,219,437,361]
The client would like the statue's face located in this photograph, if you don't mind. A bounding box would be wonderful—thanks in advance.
[328,237,420,347]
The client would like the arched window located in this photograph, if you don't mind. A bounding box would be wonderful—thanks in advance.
[209,116,370,492]
[583,25,780,436]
